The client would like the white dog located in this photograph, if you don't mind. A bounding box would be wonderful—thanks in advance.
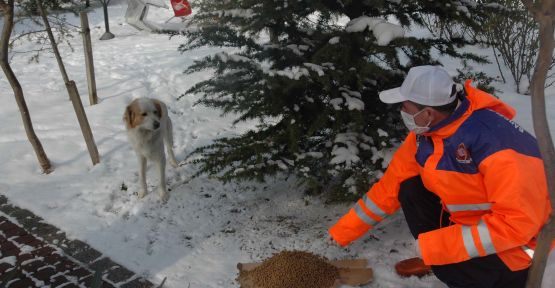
[123,98,178,202]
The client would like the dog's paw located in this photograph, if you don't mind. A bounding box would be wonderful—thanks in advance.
[159,192,169,203]
[138,190,146,199]
[169,159,179,168]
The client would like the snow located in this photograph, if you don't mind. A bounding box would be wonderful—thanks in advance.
[330,88,366,111]
[346,16,384,33]
[341,92,365,110]
[331,133,362,167]
[304,63,325,76]
[212,9,255,19]
[456,5,470,17]
[377,129,388,137]
[287,44,310,56]
[340,87,365,111]
[330,98,344,110]
[329,36,340,44]
[0,256,17,266]
[216,52,252,63]
[0,3,554,288]
[330,146,360,167]
[296,152,324,160]
[372,22,405,46]
[21,257,44,266]
[345,16,404,46]
[264,65,310,80]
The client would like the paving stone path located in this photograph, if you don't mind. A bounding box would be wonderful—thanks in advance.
[0,195,154,288]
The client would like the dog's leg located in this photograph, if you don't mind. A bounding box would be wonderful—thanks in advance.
[157,154,169,203]
[138,156,147,199]
[164,117,179,168]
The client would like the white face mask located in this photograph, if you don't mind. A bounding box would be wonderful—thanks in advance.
[400,109,431,134]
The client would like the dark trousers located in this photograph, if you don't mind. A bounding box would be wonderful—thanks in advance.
[398,176,529,288]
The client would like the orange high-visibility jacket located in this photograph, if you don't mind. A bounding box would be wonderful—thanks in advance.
[329,80,551,271]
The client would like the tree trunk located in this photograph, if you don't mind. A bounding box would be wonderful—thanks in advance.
[36,0,70,84]
[0,0,52,174]
[36,0,100,166]
[521,1,555,287]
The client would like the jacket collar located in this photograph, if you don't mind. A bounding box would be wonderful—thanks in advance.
[427,97,470,133]
[419,80,516,138]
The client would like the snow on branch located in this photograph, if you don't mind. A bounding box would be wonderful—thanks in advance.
[296,152,324,160]
[328,36,340,44]
[286,44,310,56]
[210,9,255,19]
[330,133,361,167]
[215,52,253,63]
[329,87,364,111]
[303,63,325,76]
[345,16,405,46]
[459,0,478,8]
[263,66,310,80]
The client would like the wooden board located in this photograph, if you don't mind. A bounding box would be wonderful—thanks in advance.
[237,258,373,287]
[331,258,368,268]
[338,267,373,285]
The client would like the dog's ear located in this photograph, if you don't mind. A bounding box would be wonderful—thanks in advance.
[123,105,134,129]
[153,101,163,118]
[154,101,164,118]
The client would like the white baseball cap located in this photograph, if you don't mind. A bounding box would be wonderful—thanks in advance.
[379,65,456,106]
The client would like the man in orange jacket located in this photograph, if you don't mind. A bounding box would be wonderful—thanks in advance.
[329,65,551,288]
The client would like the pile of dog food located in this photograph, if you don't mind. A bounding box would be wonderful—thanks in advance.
[237,250,340,288]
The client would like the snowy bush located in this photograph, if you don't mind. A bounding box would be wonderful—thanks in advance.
[173,0,494,200]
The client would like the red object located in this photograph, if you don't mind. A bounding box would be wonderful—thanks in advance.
[395,258,432,278]
[171,0,192,17]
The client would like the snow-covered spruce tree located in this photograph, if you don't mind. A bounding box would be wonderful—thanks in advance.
[176,1,493,200]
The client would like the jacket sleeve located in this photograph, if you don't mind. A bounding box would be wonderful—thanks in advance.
[329,133,421,246]
[418,149,550,265]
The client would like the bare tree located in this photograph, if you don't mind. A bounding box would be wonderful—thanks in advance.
[9,0,80,64]
[520,1,555,287]
[35,0,100,165]
[486,1,539,93]
[422,1,555,94]
[0,0,52,174]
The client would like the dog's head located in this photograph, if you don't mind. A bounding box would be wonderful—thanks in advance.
[123,98,163,131]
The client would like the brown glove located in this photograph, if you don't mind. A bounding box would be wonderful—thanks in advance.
[395,257,432,278]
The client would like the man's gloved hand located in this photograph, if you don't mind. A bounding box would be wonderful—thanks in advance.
[395,239,432,278]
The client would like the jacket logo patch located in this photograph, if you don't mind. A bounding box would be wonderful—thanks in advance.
[456,143,472,164]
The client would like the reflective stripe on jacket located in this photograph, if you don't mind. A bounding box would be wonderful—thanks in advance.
[329,80,551,271]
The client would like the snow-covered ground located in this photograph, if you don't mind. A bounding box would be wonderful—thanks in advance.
[0,3,554,287]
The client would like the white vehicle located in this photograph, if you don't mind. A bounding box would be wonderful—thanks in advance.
[125,0,169,31]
